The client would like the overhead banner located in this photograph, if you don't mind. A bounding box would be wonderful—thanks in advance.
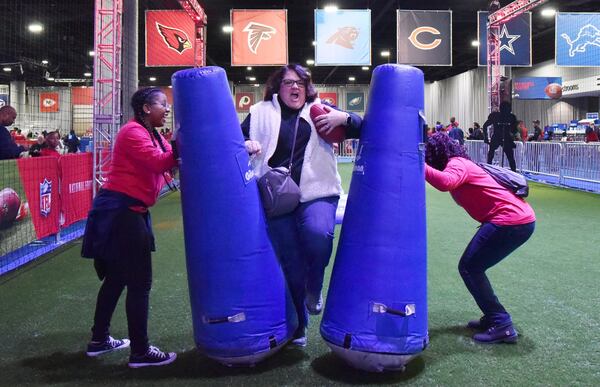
[318,92,338,106]
[556,13,600,67]
[39,92,59,113]
[231,9,288,66]
[346,91,365,111]
[145,10,195,67]
[315,9,371,66]
[397,10,452,66]
[513,77,563,99]
[478,11,531,66]
[235,92,255,112]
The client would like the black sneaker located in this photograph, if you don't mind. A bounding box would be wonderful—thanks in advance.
[86,336,130,357]
[473,324,518,344]
[128,345,177,368]
[467,316,491,330]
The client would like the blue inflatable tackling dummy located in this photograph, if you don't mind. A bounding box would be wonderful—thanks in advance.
[172,67,297,366]
[320,64,428,372]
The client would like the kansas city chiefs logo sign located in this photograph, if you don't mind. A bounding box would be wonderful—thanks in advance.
[156,22,192,54]
[243,22,276,54]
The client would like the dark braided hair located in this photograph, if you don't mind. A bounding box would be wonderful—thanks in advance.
[425,132,470,171]
[130,87,168,152]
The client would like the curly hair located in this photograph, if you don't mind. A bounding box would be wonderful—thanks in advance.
[130,87,163,125]
[425,132,470,171]
[263,64,318,103]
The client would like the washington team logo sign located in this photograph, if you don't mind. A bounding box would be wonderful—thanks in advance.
[39,178,52,217]
[556,13,600,66]
[397,10,452,66]
[315,9,371,66]
[235,92,255,112]
[39,92,59,113]
[231,10,288,66]
[145,10,195,67]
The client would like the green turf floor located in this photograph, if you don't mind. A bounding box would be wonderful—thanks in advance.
[1,163,599,386]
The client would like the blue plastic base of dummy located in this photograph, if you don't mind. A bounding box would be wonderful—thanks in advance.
[325,341,420,372]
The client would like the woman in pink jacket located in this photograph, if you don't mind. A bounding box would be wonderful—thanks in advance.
[424,132,535,344]
[82,87,177,367]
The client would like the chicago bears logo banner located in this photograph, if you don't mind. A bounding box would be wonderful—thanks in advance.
[231,9,288,66]
[397,10,452,66]
[315,9,371,66]
[39,92,59,113]
[478,11,531,66]
[235,92,255,112]
[146,10,195,67]
[556,13,600,66]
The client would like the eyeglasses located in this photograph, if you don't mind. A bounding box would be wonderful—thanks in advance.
[281,79,305,89]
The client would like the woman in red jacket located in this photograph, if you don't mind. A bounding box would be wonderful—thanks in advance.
[82,87,177,367]
[424,132,535,344]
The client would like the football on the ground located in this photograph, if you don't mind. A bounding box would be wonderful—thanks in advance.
[310,104,346,144]
[0,188,21,228]
[544,83,562,99]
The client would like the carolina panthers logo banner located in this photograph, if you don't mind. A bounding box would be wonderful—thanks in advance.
[39,92,59,113]
[315,9,371,66]
[478,11,531,66]
[231,9,288,66]
[556,13,600,66]
[397,10,452,66]
[145,10,195,67]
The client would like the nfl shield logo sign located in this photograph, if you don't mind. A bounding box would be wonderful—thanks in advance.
[40,178,52,217]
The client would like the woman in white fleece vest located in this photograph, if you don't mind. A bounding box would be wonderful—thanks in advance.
[241,64,362,347]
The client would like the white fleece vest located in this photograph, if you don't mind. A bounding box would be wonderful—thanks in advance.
[249,94,342,202]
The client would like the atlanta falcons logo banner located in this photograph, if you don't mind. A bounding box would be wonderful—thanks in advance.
[478,11,531,67]
[145,10,195,67]
[314,9,371,66]
[231,9,288,66]
[397,10,452,66]
[39,92,59,113]
[556,13,600,67]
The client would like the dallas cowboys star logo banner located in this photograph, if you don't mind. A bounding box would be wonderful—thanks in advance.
[145,11,196,67]
[556,13,600,67]
[478,11,531,66]
[315,9,371,66]
[231,9,288,66]
[397,10,452,66]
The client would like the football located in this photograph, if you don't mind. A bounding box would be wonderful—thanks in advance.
[544,83,562,99]
[0,188,21,228]
[309,104,346,144]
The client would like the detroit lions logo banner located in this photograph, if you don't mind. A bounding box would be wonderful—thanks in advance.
[478,11,531,66]
[315,9,371,66]
[231,9,288,66]
[556,13,600,67]
[145,11,195,67]
[397,10,452,66]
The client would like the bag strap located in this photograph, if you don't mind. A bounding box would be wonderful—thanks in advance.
[287,114,301,171]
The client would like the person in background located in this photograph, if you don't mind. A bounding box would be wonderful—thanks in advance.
[517,121,528,142]
[483,102,518,171]
[446,116,458,132]
[424,132,535,344]
[29,135,46,157]
[448,120,465,145]
[585,125,599,142]
[531,120,543,141]
[472,122,485,140]
[40,131,62,158]
[0,106,28,160]
[65,129,80,153]
[81,87,177,368]
[241,64,362,347]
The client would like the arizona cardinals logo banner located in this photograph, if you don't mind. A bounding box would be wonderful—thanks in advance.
[478,11,531,66]
[145,10,195,67]
[235,92,255,112]
[39,92,59,113]
[231,9,288,66]
[315,9,371,66]
[556,13,600,66]
[397,10,452,66]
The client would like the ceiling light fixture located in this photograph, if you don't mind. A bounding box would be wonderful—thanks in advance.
[362,66,369,70]
[28,23,43,33]
[306,59,315,65]
[541,8,556,17]
[324,5,338,12]
[222,25,234,33]
[41,60,49,65]
[89,51,95,56]
[246,66,252,70]
[380,50,390,57]
[471,40,480,47]
[3,67,11,72]
[149,77,156,81]
[348,76,356,81]
[84,72,92,77]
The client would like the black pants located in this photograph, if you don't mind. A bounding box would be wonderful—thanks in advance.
[91,210,152,355]
[487,140,516,172]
